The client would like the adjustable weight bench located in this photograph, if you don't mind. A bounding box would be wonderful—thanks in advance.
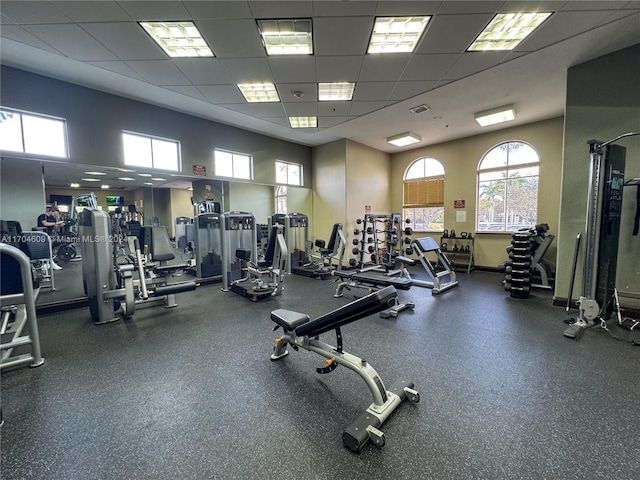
[269,286,419,452]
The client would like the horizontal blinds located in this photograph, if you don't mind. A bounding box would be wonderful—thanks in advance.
[403,178,444,207]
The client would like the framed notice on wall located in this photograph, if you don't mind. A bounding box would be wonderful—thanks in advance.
[454,199,465,208]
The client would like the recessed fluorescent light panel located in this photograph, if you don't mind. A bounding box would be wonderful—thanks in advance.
[257,19,313,55]
[81,178,101,182]
[368,16,430,53]
[474,105,516,126]
[139,21,213,58]
[318,82,356,101]
[237,83,280,103]
[468,13,552,51]
[289,117,317,128]
[101,185,110,189]
[118,177,136,181]
[387,132,421,147]
[84,171,106,175]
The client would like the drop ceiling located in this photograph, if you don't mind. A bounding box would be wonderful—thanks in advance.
[1,0,639,159]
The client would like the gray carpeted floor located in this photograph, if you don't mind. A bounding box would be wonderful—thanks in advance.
[2,269,639,479]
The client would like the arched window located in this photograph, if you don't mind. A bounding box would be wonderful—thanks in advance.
[403,157,445,232]
[275,185,287,214]
[476,141,540,232]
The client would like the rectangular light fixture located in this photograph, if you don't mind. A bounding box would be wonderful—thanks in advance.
[468,13,552,51]
[257,19,313,55]
[368,16,430,53]
[474,105,516,126]
[237,83,280,103]
[289,117,317,128]
[318,82,356,101]
[387,132,421,147]
[139,21,213,57]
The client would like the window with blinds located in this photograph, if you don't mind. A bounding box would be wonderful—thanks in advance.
[403,177,444,207]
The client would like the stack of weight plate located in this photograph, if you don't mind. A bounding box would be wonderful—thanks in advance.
[504,231,534,298]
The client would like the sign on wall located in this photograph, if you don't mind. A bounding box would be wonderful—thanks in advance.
[193,165,207,176]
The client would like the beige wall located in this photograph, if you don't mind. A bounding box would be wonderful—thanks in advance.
[311,140,347,242]
[390,117,564,269]
[169,188,194,238]
[228,182,274,223]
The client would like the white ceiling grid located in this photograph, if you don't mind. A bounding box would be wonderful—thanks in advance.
[0,0,639,157]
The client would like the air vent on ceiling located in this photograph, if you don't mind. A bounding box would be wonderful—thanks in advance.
[410,104,430,115]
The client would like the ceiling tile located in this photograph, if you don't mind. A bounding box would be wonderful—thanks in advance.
[53,1,129,22]
[445,52,507,79]
[349,101,387,116]
[219,58,272,83]
[352,82,395,101]
[268,56,316,83]
[559,1,630,11]
[314,17,373,56]
[1,14,16,25]
[198,85,246,103]
[0,25,61,53]
[116,1,191,21]
[0,1,72,24]
[162,86,209,102]
[125,60,191,86]
[277,83,318,102]
[389,81,438,101]
[315,56,363,82]
[376,1,440,16]
[184,1,252,19]
[417,14,495,54]
[173,58,232,85]
[359,54,411,81]
[87,61,146,81]
[500,1,566,12]
[312,0,377,16]
[197,19,265,58]
[318,116,349,128]
[437,1,504,14]
[219,103,255,115]
[249,1,313,18]
[318,102,351,116]
[249,103,286,118]
[402,54,460,81]
[282,102,318,116]
[516,11,612,51]
[81,23,165,60]
[24,24,118,61]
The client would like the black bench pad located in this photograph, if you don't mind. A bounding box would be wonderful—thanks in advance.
[271,310,310,331]
[295,286,397,337]
[336,271,412,290]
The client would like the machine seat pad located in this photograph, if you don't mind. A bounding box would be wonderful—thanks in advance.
[413,237,440,253]
[394,255,416,266]
[150,227,176,262]
[295,286,397,337]
[271,309,310,331]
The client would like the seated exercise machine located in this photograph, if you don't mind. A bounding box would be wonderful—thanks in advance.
[80,208,196,324]
[293,223,346,279]
[331,255,416,318]
[270,286,419,452]
[406,237,458,294]
[1,243,45,371]
[230,224,288,301]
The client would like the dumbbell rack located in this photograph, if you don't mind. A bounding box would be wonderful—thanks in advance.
[439,231,474,274]
[504,231,533,298]
[352,213,412,270]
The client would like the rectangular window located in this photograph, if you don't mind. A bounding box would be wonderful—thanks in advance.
[275,161,302,186]
[214,149,252,180]
[0,108,68,158]
[122,131,181,171]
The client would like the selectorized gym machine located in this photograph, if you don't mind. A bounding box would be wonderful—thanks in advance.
[193,201,222,280]
[564,133,639,340]
[269,286,419,452]
[79,208,196,324]
[293,223,346,279]
[269,212,309,274]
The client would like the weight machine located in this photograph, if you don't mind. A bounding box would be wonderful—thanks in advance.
[293,223,346,279]
[564,132,639,340]
[79,208,196,324]
[269,212,309,274]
